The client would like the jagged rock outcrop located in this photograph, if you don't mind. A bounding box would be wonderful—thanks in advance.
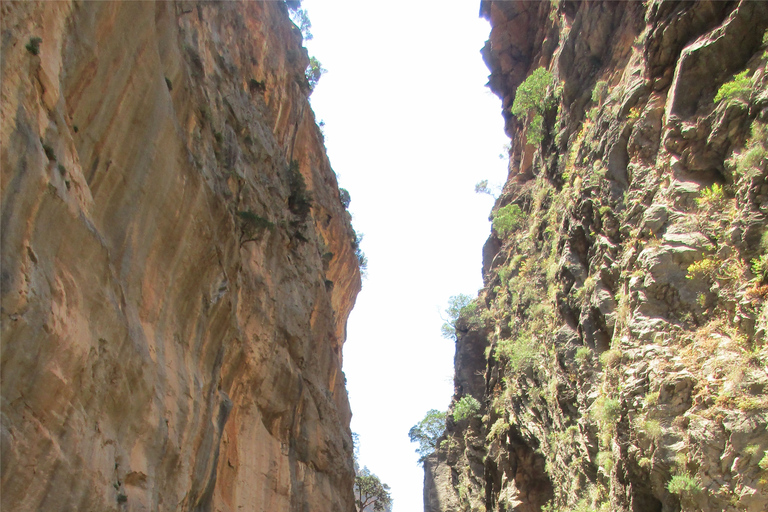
[1,2,360,511]
[427,1,768,512]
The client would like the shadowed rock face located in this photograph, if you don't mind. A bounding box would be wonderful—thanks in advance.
[1,2,360,511]
[429,1,768,512]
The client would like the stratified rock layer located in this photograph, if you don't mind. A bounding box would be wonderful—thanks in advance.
[1,2,360,511]
[427,2,768,512]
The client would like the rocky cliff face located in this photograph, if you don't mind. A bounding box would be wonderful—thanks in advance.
[427,1,768,512]
[1,2,360,511]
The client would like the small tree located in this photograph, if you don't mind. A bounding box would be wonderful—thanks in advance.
[452,396,481,422]
[289,7,313,40]
[440,294,475,340]
[408,409,446,463]
[510,67,553,145]
[492,203,525,237]
[306,56,326,92]
[354,467,392,512]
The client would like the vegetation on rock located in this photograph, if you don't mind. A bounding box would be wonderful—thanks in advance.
[510,67,553,145]
[408,409,446,463]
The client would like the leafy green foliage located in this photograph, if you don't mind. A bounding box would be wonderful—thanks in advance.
[441,294,474,340]
[714,70,751,104]
[496,336,539,372]
[686,258,718,280]
[695,183,726,210]
[351,232,368,275]
[408,409,445,463]
[751,254,768,283]
[641,419,662,441]
[486,418,510,442]
[596,451,614,474]
[510,67,553,144]
[452,395,481,422]
[598,349,622,368]
[591,80,608,104]
[306,56,326,92]
[289,7,313,40]
[354,467,392,512]
[732,122,767,177]
[475,179,495,197]
[339,188,351,209]
[667,474,701,495]
[759,452,768,471]
[25,37,42,56]
[574,347,592,365]
[287,160,313,222]
[492,203,525,237]
[237,210,275,245]
[592,396,620,427]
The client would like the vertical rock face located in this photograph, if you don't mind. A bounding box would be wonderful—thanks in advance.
[1,2,360,511]
[427,1,768,512]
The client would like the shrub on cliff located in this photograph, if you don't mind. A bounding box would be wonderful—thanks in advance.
[492,203,525,238]
[510,67,553,145]
[339,188,351,209]
[287,160,313,222]
[25,37,42,56]
[408,409,445,463]
[441,294,475,340]
[452,395,481,422]
[306,56,326,92]
[714,70,751,104]
[237,210,275,245]
[667,474,701,495]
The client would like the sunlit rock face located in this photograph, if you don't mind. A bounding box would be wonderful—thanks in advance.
[427,1,768,512]
[1,2,360,511]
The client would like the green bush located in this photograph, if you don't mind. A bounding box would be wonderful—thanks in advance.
[592,396,621,426]
[686,258,718,280]
[306,56,326,92]
[511,67,553,144]
[237,210,275,245]
[408,409,446,463]
[441,294,474,340]
[667,474,701,495]
[599,349,622,368]
[751,254,768,283]
[486,418,510,442]
[287,160,313,221]
[714,70,751,104]
[695,183,726,210]
[453,395,481,422]
[496,336,538,372]
[759,453,768,471]
[339,188,351,209]
[596,451,614,474]
[492,203,525,237]
[592,80,608,104]
[25,37,42,56]
[575,346,592,365]
[641,419,662,441]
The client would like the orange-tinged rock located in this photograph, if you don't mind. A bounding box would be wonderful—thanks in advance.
[1,2,360,511]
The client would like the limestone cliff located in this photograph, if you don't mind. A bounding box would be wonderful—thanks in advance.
[427,2,768,512]
[1,2,360,511]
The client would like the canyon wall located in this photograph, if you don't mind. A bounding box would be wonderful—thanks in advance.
[427,1,768,512]
[0,2,361,511]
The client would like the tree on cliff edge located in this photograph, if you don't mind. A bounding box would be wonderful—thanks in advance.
[354,466,392,512]
[408,409,446,463]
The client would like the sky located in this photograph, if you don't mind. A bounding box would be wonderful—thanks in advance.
[300,2,510,511]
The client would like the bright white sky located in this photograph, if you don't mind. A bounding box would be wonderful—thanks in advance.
[301,2,509,511]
